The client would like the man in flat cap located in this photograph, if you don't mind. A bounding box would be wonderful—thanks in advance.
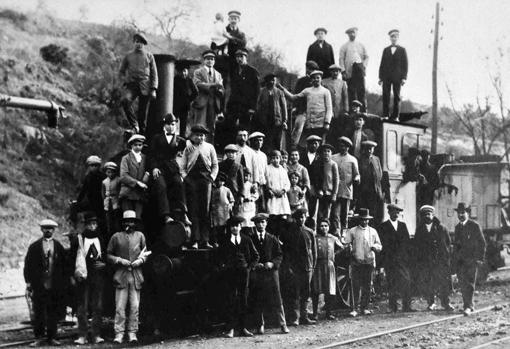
[278,70,333,144]
[220,144,245,206]
[299,135,322,219]
[289,61,319,147]
[323,64,349,145]
[254,73,288,151]
[226,11,247,76]
[378,204,413,312]
[249,213,290,334]
[25,219,68,347]
[119,33,158,135]
[357,140,384,223]
[306,28,335,79]
[378,29,408,120]
[181,125,219,249]
[248,132,268,212]
[331,136,360,237]
[344,106,369,158]
[174,60,198,137]
[339,27,369,112]
[192,50,225,145]
[452,203,486,315]
[228,48,260,132]
[147,113,189,225]
[414,205,454,311]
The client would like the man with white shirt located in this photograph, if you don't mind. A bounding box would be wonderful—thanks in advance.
[414,205,454,312]
[344,208,382,317]
[339,27,369,111]
[377,204,413,313]
[452,203,486,315]
[235,129,262,185]
[249,132,268,212]
[147,113,189,225]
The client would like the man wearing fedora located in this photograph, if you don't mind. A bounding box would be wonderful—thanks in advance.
[25,219,68,347]
[119,33,158,135]
[452,203,486,315]
[306,28,335,79]
[107,210,149,344]
[323,64,349,145]
[331,136,360,237]
[414,205,454,311]
[254,73,288,151]
[339,27,369,111]
[378,204,413,312]
[378,29,408,120]
[228,48,260,132]
[191,50,224,144]
[344,208,382,316]
[249,213,290,334]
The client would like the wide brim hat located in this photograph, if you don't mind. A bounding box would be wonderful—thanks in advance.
[190,124,210,135]
[122,210,139,221]
[39,219,58,228]
[249,131,265,139]
[361,140,378,148]
[314,27,327,35]
[128,134,146,145]
[252,213,270,222]
[454,202,471,213]
[133,33,148,45]
[306,135,322,143]
[354,208,373,219]
[387,203,403,212]
[338,136,353,147]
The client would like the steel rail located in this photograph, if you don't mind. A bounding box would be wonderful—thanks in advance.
[468,335,510,349]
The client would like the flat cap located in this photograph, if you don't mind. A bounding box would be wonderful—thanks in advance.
[314,27,327,35]
[190,124,210,134]
[39,219,58,228]
[227,215,245,225]
[86,155,102,165]
[338,136,353,147]
[388,29,400,36]
[328,64,342,71]
[361,140,378,148]
[133,33,148,45]
[128,134,146,145]
[306,135,322,142]
[122,210,138,220]
[163,113,178,124]
[224,144,238,152]
[345,27,358,34]
[306,60,319,70]
[235,48,248,57]
[387,203,403,212]
[319,143,335,152]
[309,70,323,77]
[252,213,270,222]
[228,10,241,17]
[419,205,435,214]
[104,161,118,170]
[351,100,363,108]
[249,131,265,139]
[202,50,216,59]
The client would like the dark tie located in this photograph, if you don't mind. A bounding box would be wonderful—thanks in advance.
[259,233,264,243]
[208,69,212,78]
[45,250,51,273]
[235,237,239,246]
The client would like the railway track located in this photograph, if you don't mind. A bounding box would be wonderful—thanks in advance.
[315,302,509,349]
[468,335,510,349]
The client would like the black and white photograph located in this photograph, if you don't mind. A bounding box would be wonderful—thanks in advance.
[1,0,510,348]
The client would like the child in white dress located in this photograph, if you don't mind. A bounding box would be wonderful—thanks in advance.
[265,150,291,217]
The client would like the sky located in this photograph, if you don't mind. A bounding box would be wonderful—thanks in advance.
[2,0,510,108]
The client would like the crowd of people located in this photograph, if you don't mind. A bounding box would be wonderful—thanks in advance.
[23,9,487,347]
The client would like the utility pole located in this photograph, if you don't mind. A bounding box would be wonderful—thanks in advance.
[431,2,440,154]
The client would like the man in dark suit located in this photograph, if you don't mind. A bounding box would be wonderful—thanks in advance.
[378,204,413,312]
[358,141,384,223]
[306,28,335,78]
[414,205,454,311]
[226,10,247,76]
[280,208,317,326]
[249,213,290,334]
[227,48,260,131]
[147,113,189,225]
[378,29,408,120]
[344,107,369,158]
[219,216,259,338]
[452,203,486,315]
[173,61,198,137]
[299,135,321,221]
[24,219,68,347]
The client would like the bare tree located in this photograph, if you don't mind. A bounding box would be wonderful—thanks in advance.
[150,0,196,44]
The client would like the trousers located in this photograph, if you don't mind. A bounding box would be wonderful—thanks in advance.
[32,288,60,340]
[331,198,350,236]
[292,270,313,322]
[121,83,151,134]
[77,272,104,337]
[114,274,141,335]
[152,172,187,221]
[185,176,212,243]
[382,79,402,119]
[457,262,478,310]
[225,267,250,330]
[351,263,373,310]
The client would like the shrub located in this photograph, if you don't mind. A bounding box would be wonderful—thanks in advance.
[0,9,27,27]
[0,190,10,206]
[40,44,69,66]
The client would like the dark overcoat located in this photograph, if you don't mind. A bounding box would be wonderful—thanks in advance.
[306,41,335,77]
[453,219,486,269]
[378,45,408,82]
[229,64,260,111]
[24,238,68,292]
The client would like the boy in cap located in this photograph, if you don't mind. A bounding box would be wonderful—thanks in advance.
[414,205,454,311]
[220,144,245,205]
[255,73,288,151]
[228,48,260,131]
[181,125,219,249]
[119,134,149,219]
[192,50,224,144]
[77,155,106,231]
[331,136,359,237]
[102,162,121,239]
[25,219,68,347]
[378,204,413,312]
[312,144,338,222]
[278,70,333,144]
[452,203,486,315]
[73,213,106,345]
[210,172,235,247]
[323,64,349,145]
[250,213,290,334]
[219,216,259,338]
[119,33,158,135]
[378,29,408,120]
[344,208,382,316]
[339,27,368,111]
[107,210,149,344]
[226,10,247,75]
[306,28,335,79]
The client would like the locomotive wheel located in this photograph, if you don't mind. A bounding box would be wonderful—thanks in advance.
[336,266,352,309]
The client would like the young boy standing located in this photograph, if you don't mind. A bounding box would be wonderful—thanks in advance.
[102,162,121,240]
[210,172,235,247]
[313,144,339,222]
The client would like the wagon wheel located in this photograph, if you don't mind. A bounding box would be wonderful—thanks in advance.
[335,266,352,309]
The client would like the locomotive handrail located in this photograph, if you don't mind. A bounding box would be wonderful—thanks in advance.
[0,94,66,127]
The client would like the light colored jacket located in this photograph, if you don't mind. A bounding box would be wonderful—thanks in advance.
[180,141,219,181]
[345,225,382,266]
[119,151,149,201]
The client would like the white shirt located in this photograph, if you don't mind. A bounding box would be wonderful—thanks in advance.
[257,230,266,241]
[230,234,241,245]
[132,150,142,163]
[389,219,399,231]
[83,236,102,259]
[353,130,362,158]
[391,46,396,55]
[307,152,316,164]
[425,223,432,232]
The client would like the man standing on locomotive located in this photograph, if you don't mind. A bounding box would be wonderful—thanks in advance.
[119,33,158,135]
[250,213,290,334]
[414,205,454,312]
[357,140,384,223]
[452,203,486,315]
